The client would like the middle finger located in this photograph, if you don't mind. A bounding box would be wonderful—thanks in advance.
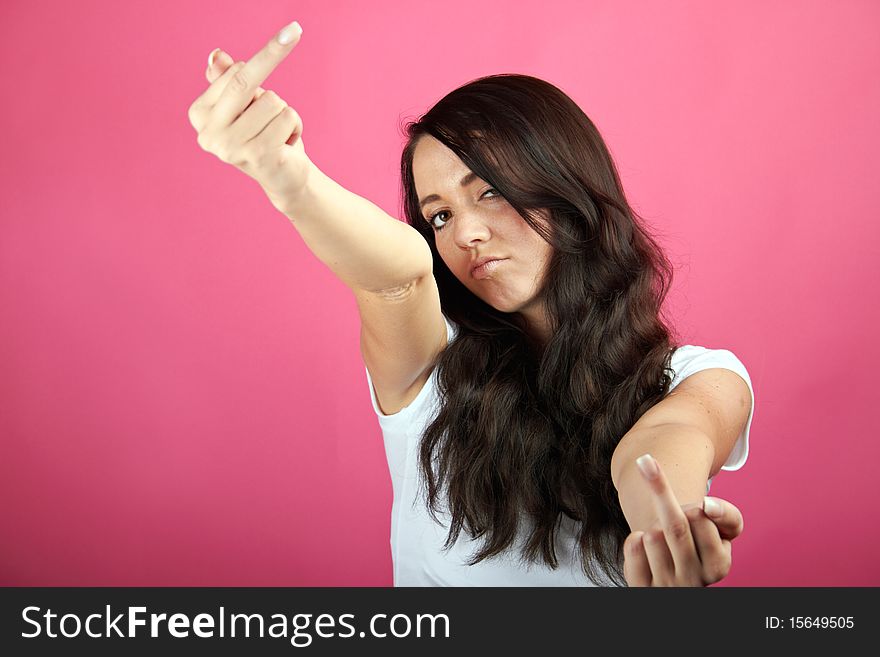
[206,49,268,104]
[642,529,676,585]
[636,453,702,578]
[213,21,302,129]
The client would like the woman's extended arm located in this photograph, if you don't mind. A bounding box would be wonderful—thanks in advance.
[612,422,745,587]
[610,366,751,584]
[617,446,744,587]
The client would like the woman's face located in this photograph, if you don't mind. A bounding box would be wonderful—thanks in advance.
[412,135,554,321]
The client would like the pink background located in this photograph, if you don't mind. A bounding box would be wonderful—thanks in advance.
[1,0,878,586]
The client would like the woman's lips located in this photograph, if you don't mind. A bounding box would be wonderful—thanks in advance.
[471,258,507,279]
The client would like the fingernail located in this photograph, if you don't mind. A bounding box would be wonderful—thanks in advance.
[703,497,722,518]
[277,21,302,45]
[636,453,658,480]
[208,48,222,69]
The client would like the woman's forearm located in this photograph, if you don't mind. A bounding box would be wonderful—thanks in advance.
[279,159,433,293]
[612,424,713,533]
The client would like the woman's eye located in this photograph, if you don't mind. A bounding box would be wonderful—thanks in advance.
[428,210,449,230]
[427,189,499,231]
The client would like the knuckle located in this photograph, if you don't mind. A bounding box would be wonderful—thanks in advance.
[624,534,639,554]
[668,519,690,541]
[233,145,253,168]
[229,65,249,92]
[647,529,664,547]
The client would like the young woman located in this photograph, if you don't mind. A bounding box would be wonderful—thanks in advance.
[188,21,754,587]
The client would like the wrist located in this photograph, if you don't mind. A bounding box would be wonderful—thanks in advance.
[266,155,318,220]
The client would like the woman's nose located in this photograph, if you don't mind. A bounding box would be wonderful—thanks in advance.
[453,211,491,248]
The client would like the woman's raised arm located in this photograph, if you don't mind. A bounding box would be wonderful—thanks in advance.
[188,22,446,413]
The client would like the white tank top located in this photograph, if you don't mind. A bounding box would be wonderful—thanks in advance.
[364,316,754,586]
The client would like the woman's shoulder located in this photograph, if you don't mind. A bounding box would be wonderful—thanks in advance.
[667,343,752,389]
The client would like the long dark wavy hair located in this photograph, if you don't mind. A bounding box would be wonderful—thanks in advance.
[399,73,679,586]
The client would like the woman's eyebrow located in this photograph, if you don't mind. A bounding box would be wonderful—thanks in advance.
[419,171,480,210]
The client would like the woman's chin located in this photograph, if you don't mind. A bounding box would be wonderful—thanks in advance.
[465,285,528,314]
[483,297,523,314]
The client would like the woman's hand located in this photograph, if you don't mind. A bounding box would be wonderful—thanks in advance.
[187,21,311,215]
[622,455,744,587]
